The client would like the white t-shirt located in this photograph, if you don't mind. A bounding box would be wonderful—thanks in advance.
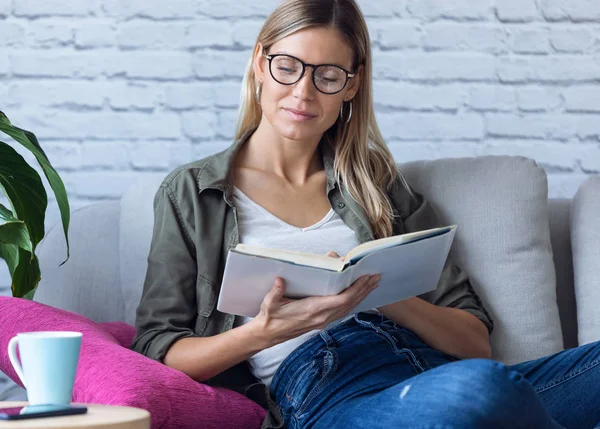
[231,186,375,387]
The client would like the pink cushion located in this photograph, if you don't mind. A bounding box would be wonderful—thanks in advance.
[0,297,265,429]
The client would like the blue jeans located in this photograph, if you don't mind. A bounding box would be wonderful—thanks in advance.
[269,312,600,429]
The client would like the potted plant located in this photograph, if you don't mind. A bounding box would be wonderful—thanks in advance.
[0,111,70,299]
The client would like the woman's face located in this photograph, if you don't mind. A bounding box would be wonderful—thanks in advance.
[254,27,362,142]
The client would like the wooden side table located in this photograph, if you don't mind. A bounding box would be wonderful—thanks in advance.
[0,402,150,429]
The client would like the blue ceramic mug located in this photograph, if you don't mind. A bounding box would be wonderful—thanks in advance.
[7,331,82,405]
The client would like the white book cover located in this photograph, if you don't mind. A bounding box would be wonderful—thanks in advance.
[217,225,457,318]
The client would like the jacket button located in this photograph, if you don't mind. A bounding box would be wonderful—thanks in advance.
[337,202,346,209]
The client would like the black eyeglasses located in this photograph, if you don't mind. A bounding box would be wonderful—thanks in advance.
[263,53,356,95]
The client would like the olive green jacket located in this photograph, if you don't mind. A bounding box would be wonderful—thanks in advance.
[130,129,494,429]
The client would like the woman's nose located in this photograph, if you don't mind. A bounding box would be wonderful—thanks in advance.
[292,67,316,100]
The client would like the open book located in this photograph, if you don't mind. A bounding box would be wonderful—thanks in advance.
[217,225,457,318]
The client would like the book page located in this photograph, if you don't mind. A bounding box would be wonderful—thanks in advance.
[343,225,455,265]
[233,244,346,271]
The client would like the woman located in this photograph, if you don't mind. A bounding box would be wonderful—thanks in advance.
[131,1,600,428]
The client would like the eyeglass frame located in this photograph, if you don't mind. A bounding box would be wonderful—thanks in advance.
[262,52,356,95]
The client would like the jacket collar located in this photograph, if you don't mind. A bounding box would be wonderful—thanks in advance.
[196,127,338,203]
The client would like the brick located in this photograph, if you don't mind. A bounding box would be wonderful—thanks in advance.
[103,0,202,19]
[422,23,506,54]
[232,20,263,48]
[0,22,25,47]
[42,142,82,169]
[378,113,484,140]
[479,141,577,171]
[10,51,104,78]
[578,145,600,172]
[388,142,483,162]
[202,0,279,18]
[359,0,407,17]
[130,142,171,170]
[369,20,421,49]
[193,50,250,79]
[65,171,153,199]
[15,111,181,140]
[407,0,493,21]
[374,52,496,81]
[516,87,561,112]
[0,0,11,17]
[186,20,234,48]
[573,115,600,140]
[14,0,93,17]
[181,111,218,139]
[550,27,596,53]
[108,83,156,111]
[213,81,243,108]
[540,0,600,22]
[0,52,7,76]
[163,83,212,110]
[25,19,74,48]
[495,0,539,22]
[75,21,116,49]
[497,56,600,83]
[485,113,575,140]
[373,82,463,111]
[106,52,195,80]
[117,22,188,49]
[507,27,549,54]
[547,174,594,198]
[81,142,130,169]
[168,141,194,169]
[467,85,515,111]
[217,109,239,139]
[193,141,231,161]
[7,81,107,109]
[563,87,600,113]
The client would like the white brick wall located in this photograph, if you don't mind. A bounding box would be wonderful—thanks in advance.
[1,0,599,290]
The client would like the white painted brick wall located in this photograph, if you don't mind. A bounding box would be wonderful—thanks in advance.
[0,0,599,291]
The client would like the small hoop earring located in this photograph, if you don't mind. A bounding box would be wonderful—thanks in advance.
[340,101,352,124]
[255,82,262,104]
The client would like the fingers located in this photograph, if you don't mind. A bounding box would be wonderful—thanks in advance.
[262,277,286,311]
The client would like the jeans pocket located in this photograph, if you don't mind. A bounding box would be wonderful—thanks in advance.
[282,360,320,408]
[292,347,338,419]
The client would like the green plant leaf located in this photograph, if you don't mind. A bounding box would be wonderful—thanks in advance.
[0,220,32,252]
[0,202,32,252]
[0,141,47,251]
[0,203,13,220]
[11,247,40,299]
[0,112,70,263]
[0,242,18,277]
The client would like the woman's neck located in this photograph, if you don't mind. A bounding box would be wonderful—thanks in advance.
[240,119,325,186]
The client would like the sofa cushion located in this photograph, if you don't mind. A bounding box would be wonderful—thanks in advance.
[0,297,265,429]
[119,175,166,326]
[400,156,563,365]
[571,175,600,346]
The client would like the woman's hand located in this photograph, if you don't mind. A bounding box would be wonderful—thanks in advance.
[252,251,381,348]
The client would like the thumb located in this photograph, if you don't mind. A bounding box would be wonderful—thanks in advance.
[326,251,341,258]
[263,277,286,309]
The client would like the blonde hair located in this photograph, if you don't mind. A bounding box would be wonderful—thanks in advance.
[235,0,414,239]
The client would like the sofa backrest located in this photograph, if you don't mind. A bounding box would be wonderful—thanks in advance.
[34,156,576,364]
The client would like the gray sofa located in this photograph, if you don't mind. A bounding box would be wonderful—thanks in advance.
[1,155,599,404]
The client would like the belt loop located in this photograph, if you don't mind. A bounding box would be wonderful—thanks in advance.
[319,330,336,348]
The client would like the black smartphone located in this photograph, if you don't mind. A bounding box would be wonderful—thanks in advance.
[0,404,88,420]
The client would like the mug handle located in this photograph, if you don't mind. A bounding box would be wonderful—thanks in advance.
[7,336,26,388]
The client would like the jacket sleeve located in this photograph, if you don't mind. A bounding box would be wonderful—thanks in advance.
[130,184,199,362]
[390,177,494,334]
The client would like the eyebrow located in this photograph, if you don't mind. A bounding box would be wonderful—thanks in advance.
[271,51,350,70]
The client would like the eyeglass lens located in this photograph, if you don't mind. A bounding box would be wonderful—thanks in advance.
[270,55,347,94]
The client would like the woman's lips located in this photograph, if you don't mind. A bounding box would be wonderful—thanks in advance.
[284,108,317,121]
